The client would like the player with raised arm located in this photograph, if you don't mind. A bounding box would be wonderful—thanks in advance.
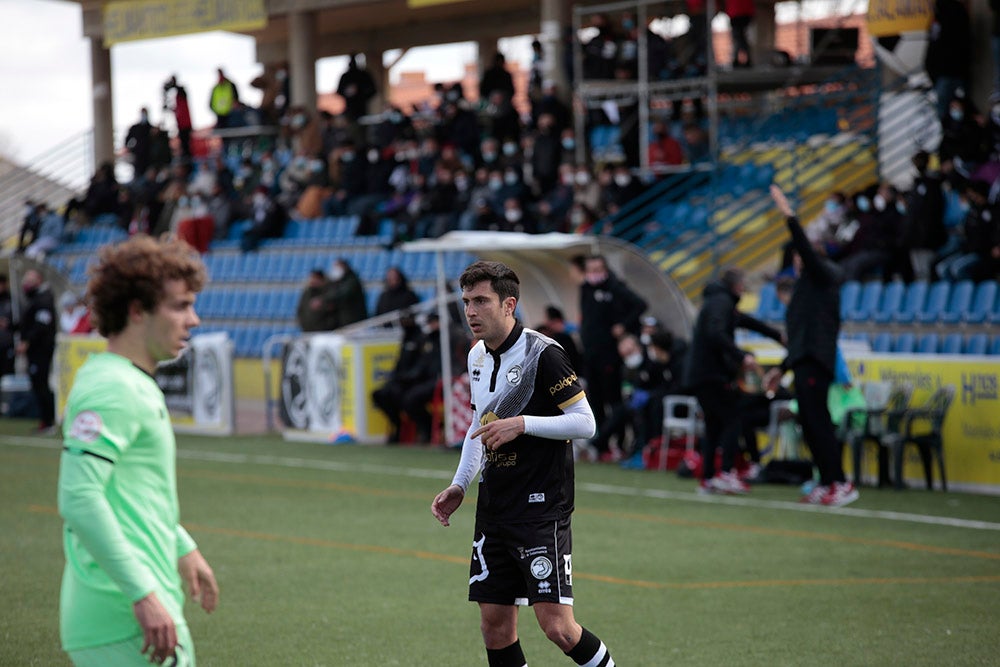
[58,236,218,666]
[432,260,615,667]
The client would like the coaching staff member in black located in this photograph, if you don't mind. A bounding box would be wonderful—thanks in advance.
[769,185,858,507]
[432,261,616,667]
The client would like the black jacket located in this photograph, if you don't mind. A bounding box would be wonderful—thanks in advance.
[579,273,647,362]
[783,216,843,376]
[683,281,781,390]
[20,285,56,366]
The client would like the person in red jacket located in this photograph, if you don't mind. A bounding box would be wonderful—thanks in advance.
[725,0,755,68]
[165,76,193,161]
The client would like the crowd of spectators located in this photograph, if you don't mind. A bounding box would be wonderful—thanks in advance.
[779,94,1000,285]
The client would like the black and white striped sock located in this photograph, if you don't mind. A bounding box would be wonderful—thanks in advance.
[565,627,614,667]
[487,639,528,667]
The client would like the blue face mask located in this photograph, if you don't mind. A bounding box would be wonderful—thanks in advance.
[949,108,963,122]
[561,138,575,150]
[856,196,871,213]
[824,200,840,215]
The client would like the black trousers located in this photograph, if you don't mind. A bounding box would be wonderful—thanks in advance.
[792,359,845,487]
[28,360,54,428]
[694,383,743,480]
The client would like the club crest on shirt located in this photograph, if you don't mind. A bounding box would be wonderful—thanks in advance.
[506,365,522,385]
[69,411,102,442]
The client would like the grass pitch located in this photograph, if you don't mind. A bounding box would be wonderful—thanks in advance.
[1,419,998,666]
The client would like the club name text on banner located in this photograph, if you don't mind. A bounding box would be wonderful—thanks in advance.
[103,0,267,46]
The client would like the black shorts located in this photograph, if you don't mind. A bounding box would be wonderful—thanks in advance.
[467,515,574,606]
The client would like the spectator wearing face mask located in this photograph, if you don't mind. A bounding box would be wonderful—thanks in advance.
[779,191,848,274]
[578,254,648,445]
[327,258,368,329]
[840,183,907,281]
[588,334,673,462]
[499,197,535,234]
[241,186,288,252]
[531,113,563,196]
[902,151,948,281]
[572,167,601,213]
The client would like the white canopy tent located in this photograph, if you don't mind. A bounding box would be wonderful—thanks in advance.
[401,231,695,441]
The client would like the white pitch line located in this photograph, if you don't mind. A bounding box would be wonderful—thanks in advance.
[6,436,1000,531]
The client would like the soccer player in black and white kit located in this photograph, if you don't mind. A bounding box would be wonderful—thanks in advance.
[432,261,615,667]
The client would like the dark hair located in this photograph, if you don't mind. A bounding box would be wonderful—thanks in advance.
[545,305,564,321]
[87,235,206,337]
[775,276,796,294]
[459,261,519,302]
[649,331,673,352]
[719,267,744,291]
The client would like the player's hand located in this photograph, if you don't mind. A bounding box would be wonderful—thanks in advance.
[178,549,219,614]
[770,184,795,218]
[431,485,465,527]
[133,592,177,664]
[472,416,524,451]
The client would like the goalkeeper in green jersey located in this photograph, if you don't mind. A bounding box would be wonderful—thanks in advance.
[58,236,218,666]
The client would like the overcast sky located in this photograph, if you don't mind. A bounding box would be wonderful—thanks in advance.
[0,0,486,164]
[0,0,857,165]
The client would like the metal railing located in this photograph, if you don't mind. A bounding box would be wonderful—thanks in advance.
[0,130,96,247]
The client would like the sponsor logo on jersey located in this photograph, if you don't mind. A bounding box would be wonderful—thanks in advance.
[69,411,102,442]
[528,493,545,503]
[549,373,578,395]
[472,351,486,368]
[472,368,481,382]
[485,450,517,467]
[530,556,553,580]
[538,580,551,594]
[506,365,522,385]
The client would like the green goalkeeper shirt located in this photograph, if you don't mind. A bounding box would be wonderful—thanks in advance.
[58,352,197,651]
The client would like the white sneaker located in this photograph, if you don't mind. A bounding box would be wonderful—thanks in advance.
[822,481,860,507]
[702,472,750,495]
[799,484,830,504]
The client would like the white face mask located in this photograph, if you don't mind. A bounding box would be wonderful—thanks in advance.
[505,208,523,223]
[873,194,887,212]
[329,265,345,281]
[614,174,631,187]
[624,352,643,369]
[640,333,651,346]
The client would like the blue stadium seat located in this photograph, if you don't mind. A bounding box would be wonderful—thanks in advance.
[893,280,928,324]
[991,335,1000,355]
[917,333,939,354]
[872,281,906,324]
[965,333,989,355]
[916,280,951,324]
[893,332,916,353]
[939,279,975,324]
[839,281,861,320]
[755,283,783,321]
[871,332,892,353]
[844,281,882,322]
[965,281,997,324]
[941,333,965,355]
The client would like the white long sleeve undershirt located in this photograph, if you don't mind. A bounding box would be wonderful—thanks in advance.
[449,397,596,493]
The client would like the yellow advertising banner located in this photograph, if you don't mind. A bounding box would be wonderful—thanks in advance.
[360,340,405,437]
[54,336,108,420]
[408,0,472,8]
[867,0,933,37]
[848,355,1000,492]
[103,0,267,46]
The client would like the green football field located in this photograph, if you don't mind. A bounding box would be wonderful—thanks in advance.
[2,419,998,666]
